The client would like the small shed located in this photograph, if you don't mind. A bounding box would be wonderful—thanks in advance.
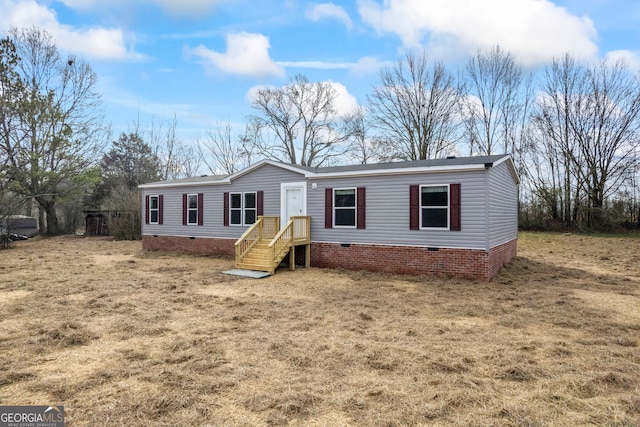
[83,210,111,236]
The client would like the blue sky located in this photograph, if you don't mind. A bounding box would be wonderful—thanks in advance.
[1,0,639,143]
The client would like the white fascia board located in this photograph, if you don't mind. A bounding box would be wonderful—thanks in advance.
[492,155,520,185]
[138,159,308,189]
[138,179,231,189]
[491,154,511,167]
[306,163,490,179]
[226,159,309,180]
[139,159,508,188]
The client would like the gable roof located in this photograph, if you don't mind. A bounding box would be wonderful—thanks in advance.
[139,154,519,189]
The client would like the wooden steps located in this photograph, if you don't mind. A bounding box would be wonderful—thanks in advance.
[235,240,291,273]
[234,216,311,274]
[235,242,274,271]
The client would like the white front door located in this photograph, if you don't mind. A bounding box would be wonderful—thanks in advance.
[281,182,306,227]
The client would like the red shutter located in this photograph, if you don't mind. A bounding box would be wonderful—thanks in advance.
[197,193,204,226]
[325,188,333,228]
[450,183,461,231]
[223,192,229,226]
[257,191,264,217]
[158,195,164,225]
[182,193,187,225]
[357,187,366,229]
[145,195,150,225]
[409,185,420,230]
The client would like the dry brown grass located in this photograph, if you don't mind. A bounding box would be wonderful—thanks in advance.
[1,232,639,426]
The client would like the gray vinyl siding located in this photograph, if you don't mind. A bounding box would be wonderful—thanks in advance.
[142,160,518,251]
[488,162,519,247]
[308,170,490,250]
[141,164,305,239]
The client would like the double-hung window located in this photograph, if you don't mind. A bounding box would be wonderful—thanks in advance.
[324,187,365,229]
[334,188,356,227]
[421,185,449,229]
[230,192,257,226]
[145,194,163,225]
[187,194,199,225]
[149,196,159,224]
[182,193,203,226]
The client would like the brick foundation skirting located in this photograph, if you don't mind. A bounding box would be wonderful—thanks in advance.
[142,235,517,281]
[142,235,235,257]
[310,239,517,281]
[487,239,518,279]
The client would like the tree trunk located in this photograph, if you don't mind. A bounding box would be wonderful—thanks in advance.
[590,187,605,228]
[38,199,61,235]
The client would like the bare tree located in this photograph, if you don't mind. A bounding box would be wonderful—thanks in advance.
[0,27,105,235]
[528,54,640,228]
[572,59,640,225]
[342,105,381,164]
[197,120,255,174]
[462,45,527,156]
[249,74,351,167]
[146,115,201,180]
[367,51,462,161]
[528,54,584,225]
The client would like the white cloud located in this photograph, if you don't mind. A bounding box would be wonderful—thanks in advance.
[0,0,135,60]
[274,56,389,74]
[307,3,353,30]
[358,0,599,66]
[59,0,222,16]
[245,84,272,105]
[351,56,389,74]
[153,0,221,15]
[187,32,284,79]
[605,50,640,71]
[330,81,358,115]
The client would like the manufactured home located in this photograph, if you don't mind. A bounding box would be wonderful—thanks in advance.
[1,215,38,237]
[139,154,519,281]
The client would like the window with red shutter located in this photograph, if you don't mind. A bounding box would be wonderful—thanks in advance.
[410,184,461,230]
[148,195,160,224]
[223,192,229,226]
[182,193,187,225]
[357,187,366,229]
[449,184,461,231]
[409,185,420,230]
[185,193,199,225]
[227,191,259,226]
[158,195,164,225]
[197,193,204,226]
[145,195,150,225]
[325,188,333,228]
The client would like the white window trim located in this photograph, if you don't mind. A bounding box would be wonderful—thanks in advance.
[149,195,159,225]
[243,192,257,226]
[419,184,450,230]
[187,193,198,225]
[229,191,257,226]
[333,187,357,228]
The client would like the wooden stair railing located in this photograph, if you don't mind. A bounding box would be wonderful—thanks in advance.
[235,216,310,274]
[267,219,294,273]
[235,216,279,262]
